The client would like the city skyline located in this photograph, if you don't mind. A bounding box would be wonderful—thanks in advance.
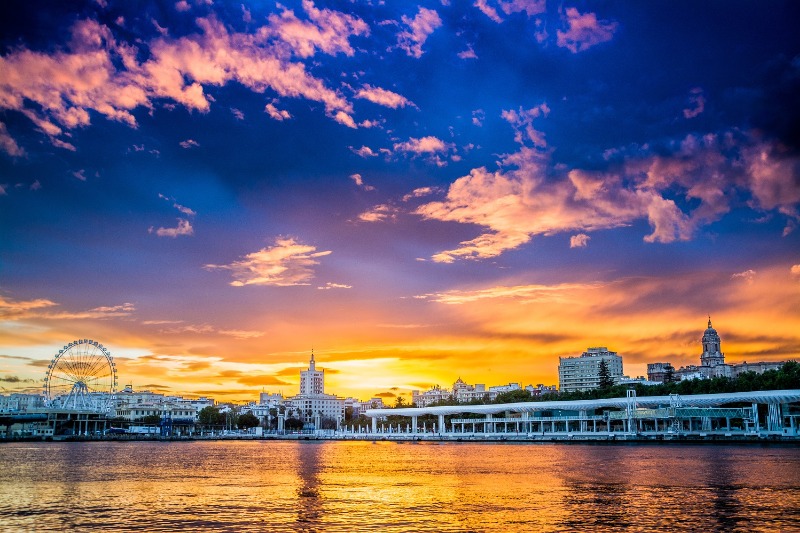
[1,1,799,402]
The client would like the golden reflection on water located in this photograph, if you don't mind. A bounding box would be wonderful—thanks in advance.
[0,441,799,532]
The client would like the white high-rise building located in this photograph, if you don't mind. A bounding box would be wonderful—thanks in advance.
[285,352,344,429]
[300,351,325,395]
[558,347,624,392]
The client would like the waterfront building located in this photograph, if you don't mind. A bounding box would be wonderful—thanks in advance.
[651,319,790,383]
[300,351,324,395]
[364,389,800,438]
[558,347,624,392]
[412,385,452,407]
[0,393,45,413]
[527,384,558,396]
[453,380,489,403]
[647,362,675,383]
[114,401,198,423]
[284,352,345,428]
[415,379,557,405]
[618,376,658,386]
[170,396,215,412]
[343,397,387,417]
[259,392,283,405]
[489,382,522,394]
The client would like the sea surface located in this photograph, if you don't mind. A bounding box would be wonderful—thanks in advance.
[0,440,798,532]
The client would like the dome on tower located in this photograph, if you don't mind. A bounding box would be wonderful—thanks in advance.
[704,317,717,335]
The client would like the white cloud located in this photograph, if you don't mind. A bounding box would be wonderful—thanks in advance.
[475,0,546,23]
[204,237,331,287]
[265,102,292,121]
[350,173,376,191]
[416,125,797,262]
[0,7,368,150]
[0,122,24,157]
[358,204,398,222]
[731,269,756,284]
[152,218,194,238]
[790,265,800,279]
[402,186,440,202]
[179,139,200,149]
[266,0,369,58]
[393,136,455,167]
[317,282,352,290]
[557,7,618,53]
[350,145,378,158]
[355,85,413,109]
[457,45,478,60]
[159,323,263,338]
[472,109,485,127]
[396,7,442,58]
[683,87,705,119]
[501,104,549,147]
[394,136,449,154]
[418,282,601,305]
[72,169,87,181]
[174,203,196,216]
[230,107,245,120]
[570,234,590,248]
[0,294,135,321]
[334,110,357,128]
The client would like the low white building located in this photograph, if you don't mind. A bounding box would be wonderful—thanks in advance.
[412,385,452,407]
[0,393,45,413]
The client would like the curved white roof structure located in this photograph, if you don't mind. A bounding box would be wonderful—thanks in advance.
[365,389,800,418]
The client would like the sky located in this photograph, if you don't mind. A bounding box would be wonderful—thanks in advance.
[1,0,799,403]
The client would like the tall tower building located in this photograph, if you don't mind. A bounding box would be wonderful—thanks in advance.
[299,351,324,395]
[700,317,725,367]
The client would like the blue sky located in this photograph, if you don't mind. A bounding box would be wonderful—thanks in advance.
[1,0,799,401]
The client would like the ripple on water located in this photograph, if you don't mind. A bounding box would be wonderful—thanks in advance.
[1,441,799,532]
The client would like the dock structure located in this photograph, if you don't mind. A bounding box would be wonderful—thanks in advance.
[359,390,800,440]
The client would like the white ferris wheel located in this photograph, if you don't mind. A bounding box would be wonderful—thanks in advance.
[43,339,118,411]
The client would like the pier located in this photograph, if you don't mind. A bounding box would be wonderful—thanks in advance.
[354,389,800,441]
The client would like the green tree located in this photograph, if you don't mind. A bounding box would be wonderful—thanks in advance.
[285,417,304,431]
[494,389,533,404]
[395,396,406,408]
[598,359,614,390]
[237,412,260,429]
[141,414,161,425]
[198,406,221,428]
[320,417,338,430]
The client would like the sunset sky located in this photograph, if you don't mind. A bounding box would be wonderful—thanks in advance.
[1,0,799,403]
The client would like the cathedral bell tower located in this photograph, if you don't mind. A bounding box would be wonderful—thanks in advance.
[700,317,725,367]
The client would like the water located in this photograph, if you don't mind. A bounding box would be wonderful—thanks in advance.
[0,440,798,532]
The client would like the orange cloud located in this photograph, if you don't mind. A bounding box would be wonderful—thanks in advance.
[358,204,398,222]
[0,7,369,151]
[417,125,800,262]
[204,237,332,287]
